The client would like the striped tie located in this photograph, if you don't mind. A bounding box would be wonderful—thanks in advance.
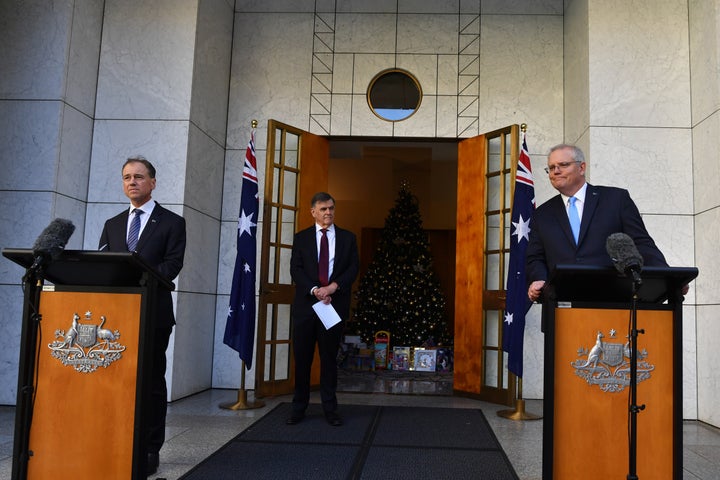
[319,228,329,286]
[127,209,143,251]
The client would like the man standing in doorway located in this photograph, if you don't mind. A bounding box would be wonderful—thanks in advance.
[287,192,359,426]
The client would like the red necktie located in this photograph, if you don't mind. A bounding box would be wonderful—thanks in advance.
[319,228,329,286]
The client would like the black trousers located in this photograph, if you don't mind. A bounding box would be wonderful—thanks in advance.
[147,325,172,454]
[291,315,343,414]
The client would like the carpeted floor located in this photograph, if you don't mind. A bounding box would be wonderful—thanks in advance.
[179,403,520,480]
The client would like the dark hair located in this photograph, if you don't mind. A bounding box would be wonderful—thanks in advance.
[123,155,156,178]
[311,192,334,207]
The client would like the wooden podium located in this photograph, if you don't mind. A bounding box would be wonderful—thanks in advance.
[541,264,697,480]
[3,249,174,480]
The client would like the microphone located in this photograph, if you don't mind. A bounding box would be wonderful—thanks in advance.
[26,218,76,276]
[606,232,643,284]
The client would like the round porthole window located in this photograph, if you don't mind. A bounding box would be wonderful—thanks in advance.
[367,69,422,122]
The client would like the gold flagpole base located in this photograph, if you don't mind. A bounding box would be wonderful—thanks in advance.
[219,389,265,411]
[497,398,542,421]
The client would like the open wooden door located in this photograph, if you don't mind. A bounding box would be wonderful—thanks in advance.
[454,124,519,406]
[255,120,328,397]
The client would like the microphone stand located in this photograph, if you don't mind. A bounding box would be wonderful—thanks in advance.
[627,270,645,480]
[12,264,45,480]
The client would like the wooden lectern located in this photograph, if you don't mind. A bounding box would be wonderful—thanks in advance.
[2,248,174,480]
[541,264,697,480]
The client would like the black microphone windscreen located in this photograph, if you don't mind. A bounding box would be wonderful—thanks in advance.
[32,218,76,260]
[606,232,643,274]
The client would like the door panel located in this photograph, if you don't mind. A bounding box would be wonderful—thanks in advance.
[454,125,519,406]
[255,120,328,397]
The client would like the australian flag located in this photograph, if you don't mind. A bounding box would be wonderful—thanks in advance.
[502,133,535,378]
[224,130,259,368]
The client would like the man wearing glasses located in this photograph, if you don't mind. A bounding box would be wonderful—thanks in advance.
[525,144,669,302]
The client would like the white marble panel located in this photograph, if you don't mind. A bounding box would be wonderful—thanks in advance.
[185,125,225,217]
[696,304,720,426]
[226,13,314,148]
[522,304,544,399]
[212,295,258,389]
[393,95,437,137]
[336,0,398,13]
[0,0,70,100]
[563,0,590,144]
[332,54,355,94]
[478,15,563,143]
[641,215,695,271]
[0,100,61,191]
[692,112,720,212]
[588,0,691,127]
[482,0,563,14]
[688,0,720,124]
[693,208,720,305]
[352,53,396,96]
[89,120,190,205]
[236,0,315,12]
[396,54,438,95]
[54,195,87,251]
[436,96,458,138]
[437,55,459,96]
[682,304,698,420]
[65,0,104,116]
[350,94,395,136]
[0,284,23,405]
[180,208,220,295]
[335,14,397,54]
[58,105,93,202]
[95,0,197,120]
[0,192,58,277]
[589,127,692,215]
[398,0,459,14]
[397,14,458,55]
[189,0,234,146]
[330,94,353,135]
[168,292,216,400]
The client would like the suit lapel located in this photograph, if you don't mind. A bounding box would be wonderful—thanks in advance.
[550,195,576,247]
[136,204,163,252]
[578,184,599,245]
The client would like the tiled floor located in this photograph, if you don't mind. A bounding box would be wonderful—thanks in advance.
[1,372,719,479]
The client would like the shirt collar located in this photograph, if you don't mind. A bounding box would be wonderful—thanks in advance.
[561,182,588,206]
[129,199,156,215]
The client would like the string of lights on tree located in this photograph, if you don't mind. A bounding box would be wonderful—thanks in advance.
[351,181,450,347]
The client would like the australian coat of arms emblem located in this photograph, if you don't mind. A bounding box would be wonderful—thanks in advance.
[570,328,655,393]
[49,311,126,373]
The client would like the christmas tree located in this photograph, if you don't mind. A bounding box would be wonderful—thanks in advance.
[352,182,450,347]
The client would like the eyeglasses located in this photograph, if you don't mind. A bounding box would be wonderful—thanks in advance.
[544,161,581,174]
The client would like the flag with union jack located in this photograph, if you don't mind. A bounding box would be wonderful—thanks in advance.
[502,132,535,377]
[223,130,259,368]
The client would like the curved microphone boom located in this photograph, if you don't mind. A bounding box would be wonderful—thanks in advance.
[26,218,76,278]
[605,232,643,285]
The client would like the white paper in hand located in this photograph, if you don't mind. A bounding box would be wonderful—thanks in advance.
[312,301,342,330]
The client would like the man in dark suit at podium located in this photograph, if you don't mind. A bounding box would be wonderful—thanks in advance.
[526,144,669,302]
[99,156,186,476]
[287,192,358,427]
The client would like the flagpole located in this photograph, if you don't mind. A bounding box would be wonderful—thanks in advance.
[220,119,264,411]
[219,360,265,410]
[497,123,541,422]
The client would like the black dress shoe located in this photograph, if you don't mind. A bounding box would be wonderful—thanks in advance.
[325,411,343,426]
[286,412,305,425]
[146,452,159,476]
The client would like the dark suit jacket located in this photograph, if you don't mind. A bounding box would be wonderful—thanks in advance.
[526,184,667,284]
[99,203,186,328]
[290,225,359,322]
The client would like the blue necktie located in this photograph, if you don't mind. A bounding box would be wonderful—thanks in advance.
[568,196,580,244]
[127,209,143,251]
